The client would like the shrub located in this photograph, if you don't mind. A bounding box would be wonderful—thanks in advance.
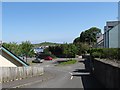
[45,44,78,58]
[92,52,102,58]
[91,48,119,61]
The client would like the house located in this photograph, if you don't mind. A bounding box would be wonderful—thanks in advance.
[0,46,29,67]
[104,21,120,48]
[96,21,120,48]
[33,47,44,54]
[96,34,104,48]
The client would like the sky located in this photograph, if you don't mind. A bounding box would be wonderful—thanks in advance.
[2,2,118,44]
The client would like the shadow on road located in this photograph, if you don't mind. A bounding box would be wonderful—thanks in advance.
[72,59,104,89]
[73,69,89,73]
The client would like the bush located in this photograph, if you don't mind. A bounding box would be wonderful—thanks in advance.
[92,52,102,58]
[91,48,119,61]
[44,44,77,58]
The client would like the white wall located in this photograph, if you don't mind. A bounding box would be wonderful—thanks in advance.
[109,24,119,48]
[1,67,44,83]
[0,55,17,67]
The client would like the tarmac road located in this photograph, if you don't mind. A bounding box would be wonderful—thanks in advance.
[21,58,104,88]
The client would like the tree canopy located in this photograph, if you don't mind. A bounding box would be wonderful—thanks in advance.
[44,43,78,58]
[73,27,101,45]
[20,41,34,62]
[2,41,34,62]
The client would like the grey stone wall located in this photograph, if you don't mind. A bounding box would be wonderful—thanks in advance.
[92,59,120,88]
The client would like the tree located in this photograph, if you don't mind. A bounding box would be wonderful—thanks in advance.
[68,44,78,57]
[80,43,89,54]
[62,43,69,58]
[73,37,80,44]
[2,42,21,56]
[74,43,89,55]
[44,43,78,58]
[73,27,101,46]
[62,43,77,58]
[20,41,33,62]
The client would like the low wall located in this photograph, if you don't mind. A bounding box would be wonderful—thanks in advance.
[92,58,120,88]
[0,66,44,83]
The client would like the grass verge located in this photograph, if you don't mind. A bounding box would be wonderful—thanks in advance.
[58,59,77,66]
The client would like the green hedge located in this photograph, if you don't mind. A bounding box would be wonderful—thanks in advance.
[91,48,120,60]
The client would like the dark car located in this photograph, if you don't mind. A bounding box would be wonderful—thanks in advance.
[32,58,44,63]
[44,56,52,60]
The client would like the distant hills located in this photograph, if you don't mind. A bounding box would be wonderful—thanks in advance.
[33,42,61,47]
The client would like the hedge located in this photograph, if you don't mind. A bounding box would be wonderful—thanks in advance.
[91,48,120,61]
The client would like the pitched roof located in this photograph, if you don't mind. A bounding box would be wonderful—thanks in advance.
[1,46,29,66]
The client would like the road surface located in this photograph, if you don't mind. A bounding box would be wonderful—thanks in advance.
[20,58,104,88]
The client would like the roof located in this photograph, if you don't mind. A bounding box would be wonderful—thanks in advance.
[1,46,29,67]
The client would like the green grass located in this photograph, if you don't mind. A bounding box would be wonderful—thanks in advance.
[58,59,77,66]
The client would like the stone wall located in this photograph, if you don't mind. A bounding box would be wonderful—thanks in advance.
[92,59,120,88]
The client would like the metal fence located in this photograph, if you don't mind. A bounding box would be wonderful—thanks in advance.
[0,67,44,83]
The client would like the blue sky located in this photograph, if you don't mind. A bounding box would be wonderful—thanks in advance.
[2,2,118,44]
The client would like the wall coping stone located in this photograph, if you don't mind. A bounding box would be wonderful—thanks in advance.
[95,58,120,68]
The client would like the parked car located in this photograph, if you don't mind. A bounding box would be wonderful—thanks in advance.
[32,58,44,63]
[44,56,52,60]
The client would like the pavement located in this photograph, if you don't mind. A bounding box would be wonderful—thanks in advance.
[2,71,55,88]
[2,58,104,89]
